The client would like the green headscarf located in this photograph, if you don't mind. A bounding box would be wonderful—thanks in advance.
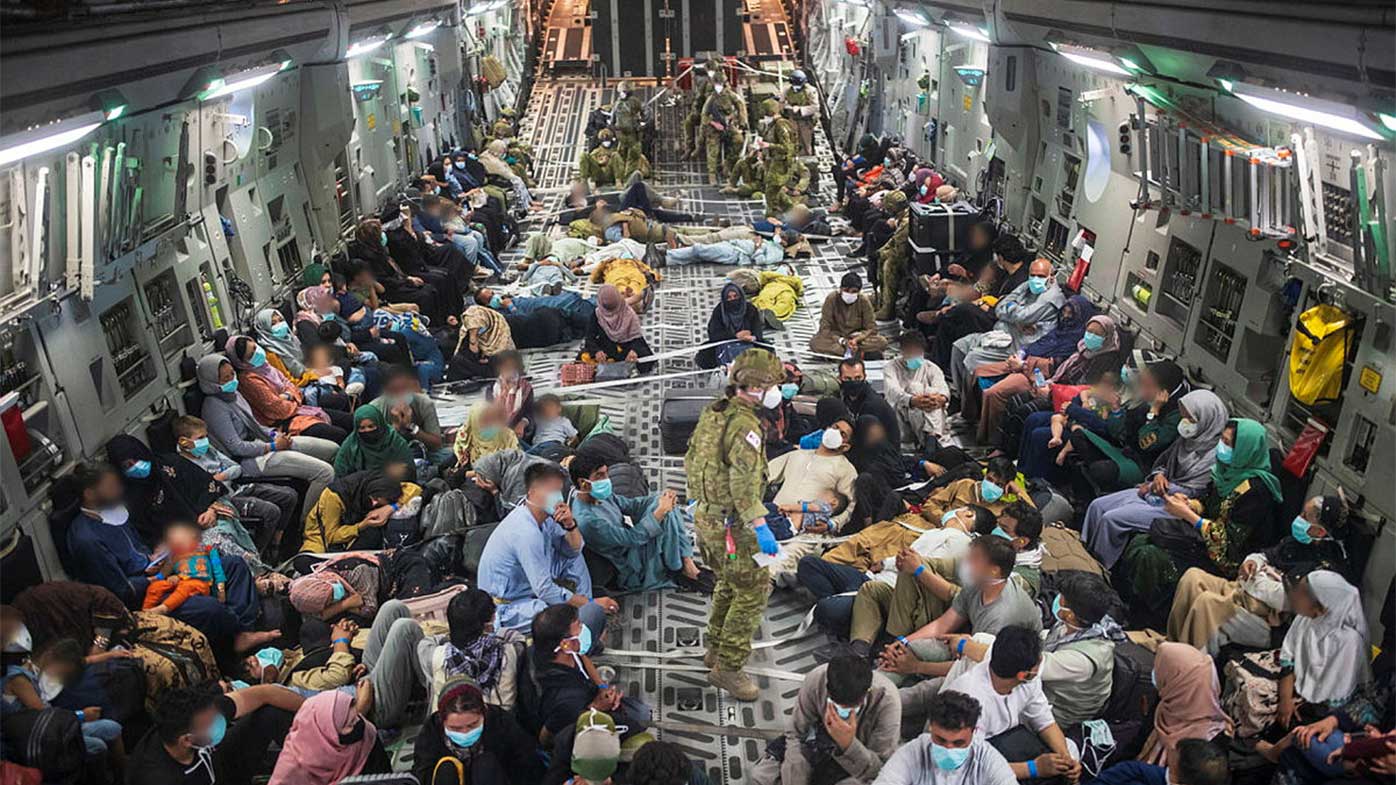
[300,262,328,289]
[1210,418,1281,501]
[334,404,414,477]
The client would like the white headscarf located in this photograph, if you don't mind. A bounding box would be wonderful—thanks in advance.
[1281,570,1371,703]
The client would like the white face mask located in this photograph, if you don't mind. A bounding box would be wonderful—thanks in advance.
[35,670,64,703]
[1177,420,1199,439]
[714,84,725,94]
[821,428,844,450]
[761,386,783,409]
[840,291,858,305]
[97,505,130,526]
[4,624,32,654]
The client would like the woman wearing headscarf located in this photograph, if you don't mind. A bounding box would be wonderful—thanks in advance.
[448,306,514,381]
[302,470,419,553]
[1273,571,1376,730]
[470,448,555,520]
[269,689,390,785]
[910,167,945,204]
[1138,642,1232,764]
[225,335,351,442]
[698,283,764,368]
[412,676,543,785]
[480,139,535,215]
[452,401,520,468]
[348,217,444,322]
[334,404,415,478]
[1114,417,1285,630]
[253,308,311,382]
[1070,357,1187,496]
[971,293,1100,444]
[584,283,655,374]
[106,435,285,576]
[1080,389,1229,569]
[301,263,330,289]
[196,354,337,520]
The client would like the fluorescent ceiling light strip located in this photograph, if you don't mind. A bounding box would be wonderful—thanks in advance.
[894,8,929,27]
[1059,50,1130,76]
[0,111,106,166]
[1235,91,1382,140]
[946,22,990,43]
[406,20,441,38]
[347,37,388,58]
[201,63,285,100]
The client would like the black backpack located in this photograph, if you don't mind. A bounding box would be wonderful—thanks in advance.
[1,708,84,784]
[1103,640,1158,724]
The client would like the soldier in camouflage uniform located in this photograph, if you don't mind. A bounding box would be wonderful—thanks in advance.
[721,99,795,196]
[700,72,749,186]
[758,141,810,218]
[782,69,819,156]
[612,80,645,162]
[578,128,627,190]
[875,189,911,320]
[682,59,722,161]
[684,348,786,701]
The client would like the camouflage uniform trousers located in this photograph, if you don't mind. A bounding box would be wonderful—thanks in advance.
[703,128,744,181]
[695,508,771,671]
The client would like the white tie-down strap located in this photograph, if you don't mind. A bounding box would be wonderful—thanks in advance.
[594,659,807,683]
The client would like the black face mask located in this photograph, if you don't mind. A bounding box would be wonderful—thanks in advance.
[338,717,367,746]
[841,380,869,399]
[358,428,382,444]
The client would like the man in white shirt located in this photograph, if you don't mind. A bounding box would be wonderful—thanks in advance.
[873,690,1016,785]
[941,625,1082,783]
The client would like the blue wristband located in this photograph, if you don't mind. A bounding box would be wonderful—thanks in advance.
[1028,760,1038,778]
[75,710,85,721]
[896,636,909,647]
[390,503,399,512]
[332,637,352,646]
[268,431,278,452]
[957,638,967,655]
[913,565,925,577]
[1194,516,1205,530]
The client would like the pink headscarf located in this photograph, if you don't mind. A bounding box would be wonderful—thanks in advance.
[268,691,377,785]
[1139,642,1231,764]
[295,286,333,325]
[225,335,290,392]
[913,168,945,202]
[1050,315,1119,383]
[594,284,643,344]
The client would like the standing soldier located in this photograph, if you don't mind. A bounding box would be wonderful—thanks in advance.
[682,59,722,161]
[875,189,911,320]
[685,348,785,701]
[700,72,748,187]
[782,69,819,156]
[612,80,645,162]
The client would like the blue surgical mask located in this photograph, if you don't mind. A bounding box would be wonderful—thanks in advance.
[478,426,500,440]
[255,647,284,669]
[990,525,1011,540]
[125,460,152,479]
[190,437,211,457]
[1291,516,1315,544]
[445,726,483,748]
[981,479,1004,502]
[780,382,799,400]
[1028,275,1049,294]
[905,356,924,371]
[229,679,251,690]
[544,490,565,509]
[931,742,970,771]
[1051,594,1068,625]
[1082,332,1106,351]
[489,294,504,309]
[270,322,291,339]
[331,582,347,602]
[454,161,466,170]
[941,508,959,525]
[380,231,388,247]
[920,185,929,196]
[1120,365,1132,385]
[588,478,614,500]
[1216,441,1234,464]
[324,312,338,322]
[575,624,593,655]
[249,347,267,367]
[220,378,239,394]
[200,713,227,749]
[826,698,854,720]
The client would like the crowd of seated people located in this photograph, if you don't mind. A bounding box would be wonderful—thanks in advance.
[3,116,1393,785]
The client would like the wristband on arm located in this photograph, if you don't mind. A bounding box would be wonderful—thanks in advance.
[332,637,352,646]
[1027,760,1038,778]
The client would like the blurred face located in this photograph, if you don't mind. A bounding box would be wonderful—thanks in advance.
[900,341,925,361]
[965,545,998,582]
[479,404,506,430]
[538,400,563,419]
[1289,580,1323,618]
[1299,497,1329,538]
[1221,425,1236,448]
[217,362,236,385]
[165,525,200,551]
[36,655,77,684]
[306,347,332,369]
[1136,367,1163,401]
[384,374,418,398]
[968,225,991,251]
[527,474,565,509]
[87,471,125,509]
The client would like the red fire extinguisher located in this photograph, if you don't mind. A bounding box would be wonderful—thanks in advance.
[845,37,861,56]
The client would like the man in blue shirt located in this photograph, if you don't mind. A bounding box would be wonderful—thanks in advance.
[476,463,617,646]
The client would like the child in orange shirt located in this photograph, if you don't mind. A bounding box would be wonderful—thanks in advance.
[142,521,227,613]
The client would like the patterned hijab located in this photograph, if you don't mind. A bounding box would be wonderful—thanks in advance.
[1050,314,1119,382]
[225,335,290,392]
[458,306,514,356]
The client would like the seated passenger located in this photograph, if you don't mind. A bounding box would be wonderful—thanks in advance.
[1269,571,1374,735]
[517,604,646,746]
[531,394,580,452]
[839,358,900,445]
[749,656,901,785]
[127,684,303,785]
[698,283,765,369]
[302,469,421,553]
[810,272,889,359]
[348,217,444,323]
[1168,494,1350,651]
[269,689,392,784]
[568,452,704,592]
[4,637,124,767]
[481,139,538,217]
[485,350,534,437]
[873,690,1016,785]
[453,401,520,469]
[471,448,558,519]
[874,536,1042,674]
[424,589,525,710]
[927,235,1031,372]
[1139,643,1231,765]
[1021,374,1126,480]
[142,521,228,614]
[448,305,514,381]
[252,308,318,388]
[334,404,415,478]
[225,335,349,443]
[951,258,1066,394]
[1093,738,1231,785]
[370,364,452,465]
[883,332,951,448]
[1081,389,1228,569]
[476,463,617,641]
[411,676,544,785]
[584,284,656,374]
[1069,358,1186,497]
[939,626,1081,782]
[1115,416,1284,628]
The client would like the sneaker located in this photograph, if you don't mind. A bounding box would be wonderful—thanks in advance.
[345,381,365,397]
[703,650,717,669]
[707,667,760,701]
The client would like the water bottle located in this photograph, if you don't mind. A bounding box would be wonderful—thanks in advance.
[1033,368,1047,389]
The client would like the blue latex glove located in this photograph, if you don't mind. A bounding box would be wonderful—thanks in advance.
[753,522,779,555]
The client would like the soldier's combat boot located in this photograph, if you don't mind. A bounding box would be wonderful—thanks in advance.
[707,667,759,701]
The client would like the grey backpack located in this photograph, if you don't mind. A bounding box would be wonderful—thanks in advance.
[421,489,477,538]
